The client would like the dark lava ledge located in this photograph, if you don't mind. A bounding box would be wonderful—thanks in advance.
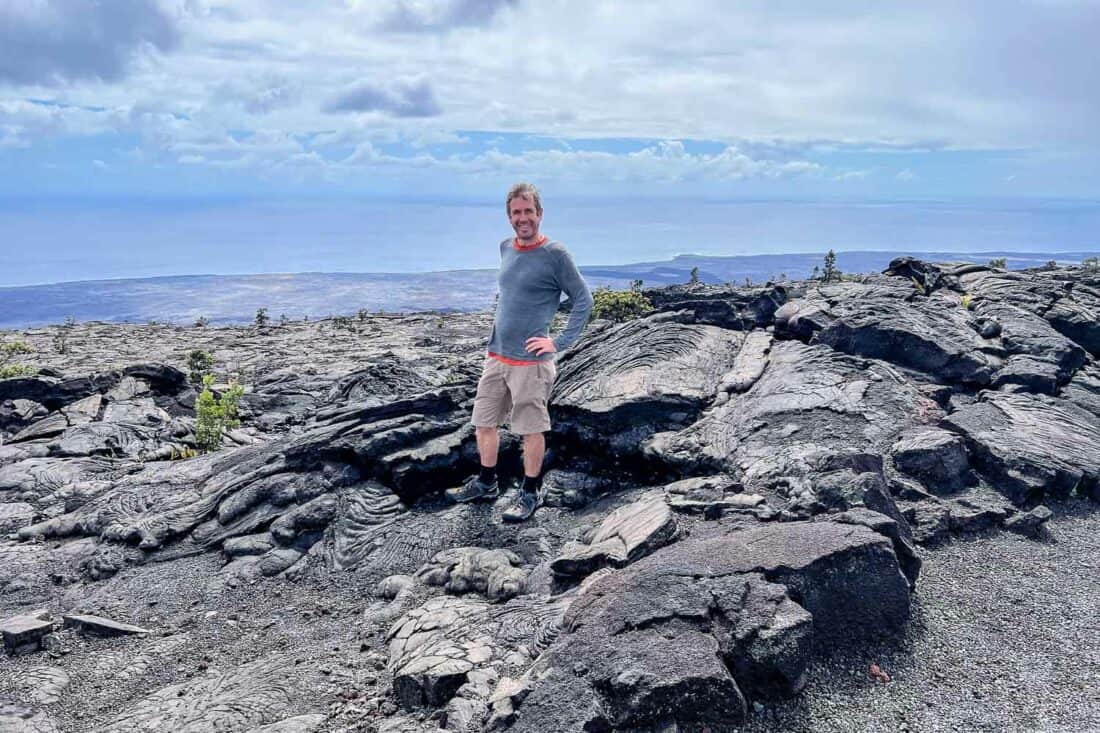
[1,258,1099,732]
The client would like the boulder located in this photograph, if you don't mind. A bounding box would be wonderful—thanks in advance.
[416,547,527,603]
[943,391,1100,504]
[890,426,970,491]
[550,498,678,578]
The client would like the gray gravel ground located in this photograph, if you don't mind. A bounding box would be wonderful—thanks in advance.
[737,499,1100,733]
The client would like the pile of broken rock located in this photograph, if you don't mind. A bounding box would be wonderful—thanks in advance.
[2,258,1099,732]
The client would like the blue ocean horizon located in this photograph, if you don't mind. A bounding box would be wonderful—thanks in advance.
[2,196,1098,288]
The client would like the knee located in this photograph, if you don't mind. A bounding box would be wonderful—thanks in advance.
[475,425,499,438]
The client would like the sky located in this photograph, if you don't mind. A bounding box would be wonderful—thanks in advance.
[1,1,1099,285]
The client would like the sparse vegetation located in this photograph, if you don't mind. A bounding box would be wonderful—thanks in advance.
[169,446,198,460]
[194,373,244,453]
[254,307,269,327]
[812,265,821,280]
[332,315,354,331]
[960,293,974,310]
[1044,259,1058,270]
[1084,256,1100,271]
[0,340,36,379]
[54,316,76,354]
[590,286,655,323]
[194,316,209,328]
[630,279,644,292]
[823,250,840,283]
[357,308,370,321]
[186,349,215,387]
[988,257,1007,269]
[689,266,700,284]
[744,277,753,287]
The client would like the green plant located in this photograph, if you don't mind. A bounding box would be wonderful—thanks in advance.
[629,279,644,292]
[1083,256,1100,271]
[590,286,654,323]
[357,308,370,321]
[988,257,1007,269]
[186,349,215,386]
[254,307,269,327]
[960,293,974,310]
[0,340,36,379]
[279,314,290,326]
[332,315,354,331]
[910,276,927,295]
[689,266,700,284]
[194,374,244,453]
[194,316,209,327]
[812,265,821,280]
[823,250,840,283]
[1044,259,1058,270]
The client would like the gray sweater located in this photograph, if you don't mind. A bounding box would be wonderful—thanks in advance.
[486,237,594,363]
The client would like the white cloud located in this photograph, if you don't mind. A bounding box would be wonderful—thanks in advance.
[896,168,916,181]
[2,0,1098,191]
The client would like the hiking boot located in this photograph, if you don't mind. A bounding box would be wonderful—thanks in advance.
[502,490,541,523]
[445,474,499,503]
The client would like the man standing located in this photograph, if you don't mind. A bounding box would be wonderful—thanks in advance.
[446,182,594,522]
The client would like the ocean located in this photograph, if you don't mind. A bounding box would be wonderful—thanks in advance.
[2,197,1098,288]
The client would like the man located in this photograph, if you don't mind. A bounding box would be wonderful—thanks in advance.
[445,182,594,522]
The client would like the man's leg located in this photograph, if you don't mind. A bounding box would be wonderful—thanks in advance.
[448,359,509,502]
[476,425,501,470]
[521,431,544,478]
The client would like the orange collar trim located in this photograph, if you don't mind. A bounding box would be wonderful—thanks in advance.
[513,235,547,251]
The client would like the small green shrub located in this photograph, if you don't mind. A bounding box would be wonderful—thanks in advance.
[194,374,244,453]
[988,257,1007,269]
[186,349,215,386]
[1083,256,1100,271]
[194,316,209,327]
[960,293,974,310]
[254,307,269,327]
[590,286,654,323]
[823,250,840,283]
[0,340,36,379]
[689,266,700,284]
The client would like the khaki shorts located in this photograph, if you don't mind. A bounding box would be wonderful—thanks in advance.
[471,356,557,434]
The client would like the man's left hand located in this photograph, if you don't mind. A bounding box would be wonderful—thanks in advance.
[525,336,557,356]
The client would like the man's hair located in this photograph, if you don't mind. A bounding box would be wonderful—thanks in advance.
[506,182,542,215]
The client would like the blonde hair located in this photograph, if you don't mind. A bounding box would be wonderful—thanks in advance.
[506,182,542,215]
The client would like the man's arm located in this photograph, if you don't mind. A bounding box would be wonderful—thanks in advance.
[551,248,594,353]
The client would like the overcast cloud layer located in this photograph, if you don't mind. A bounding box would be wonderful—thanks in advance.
[1,0,1099,199]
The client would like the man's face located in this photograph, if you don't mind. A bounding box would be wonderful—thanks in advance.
[509,195,542,242]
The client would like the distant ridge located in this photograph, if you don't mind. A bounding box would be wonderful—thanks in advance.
[2,249,1097,329]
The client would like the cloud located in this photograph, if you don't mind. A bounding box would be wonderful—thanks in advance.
[377,0,517,31]
[0,0,181,86]
[896,168,916,181]
[323,78,442,117]
[333,139,822,184]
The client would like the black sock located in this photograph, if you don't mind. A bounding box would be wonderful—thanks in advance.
[521,474,542,494]
[479,465,497,484]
